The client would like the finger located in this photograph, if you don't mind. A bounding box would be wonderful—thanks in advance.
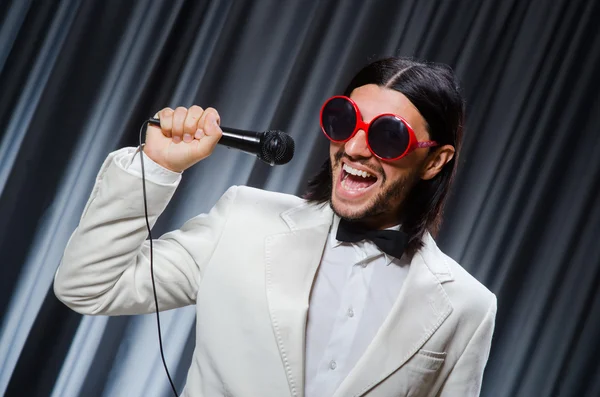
[171,107,188,143]
[148,108,173,138]
[197,107,221,134]
[198,107,222,146]
[183,105,204,143]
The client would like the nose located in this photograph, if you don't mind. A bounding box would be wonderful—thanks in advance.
[344,129,371,159]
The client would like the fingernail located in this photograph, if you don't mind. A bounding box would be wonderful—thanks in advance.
[172,136,181,143]
[183,133,192,142]
[195,129,205,139]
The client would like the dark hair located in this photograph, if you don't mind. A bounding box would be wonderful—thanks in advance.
[304,57,465,257]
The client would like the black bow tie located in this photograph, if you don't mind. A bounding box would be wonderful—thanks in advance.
[336,218,408,259]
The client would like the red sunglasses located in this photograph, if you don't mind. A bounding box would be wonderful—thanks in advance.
[320,95,437,161]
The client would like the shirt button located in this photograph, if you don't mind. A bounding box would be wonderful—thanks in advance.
[360,262,367,268]
[329,360,337,370]
[347,308,354,318]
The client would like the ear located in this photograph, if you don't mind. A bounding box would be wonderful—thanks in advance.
[420,145,455,180]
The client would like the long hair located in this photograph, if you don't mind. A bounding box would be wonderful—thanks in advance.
[304,57,465,257]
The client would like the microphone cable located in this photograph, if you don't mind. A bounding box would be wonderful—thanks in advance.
[138,120,179,397]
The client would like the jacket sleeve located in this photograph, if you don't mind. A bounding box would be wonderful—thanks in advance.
[438,296,497,396]
[53,148,238,316]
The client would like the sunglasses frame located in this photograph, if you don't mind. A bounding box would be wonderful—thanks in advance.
[320,95,438,161]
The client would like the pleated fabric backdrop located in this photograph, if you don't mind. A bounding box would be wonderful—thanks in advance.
[1,0,599,396]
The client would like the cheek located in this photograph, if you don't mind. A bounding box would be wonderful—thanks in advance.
[383,151,427,180]
[381,162,412,184]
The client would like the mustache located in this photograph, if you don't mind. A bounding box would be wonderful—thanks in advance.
[333,150,385,181]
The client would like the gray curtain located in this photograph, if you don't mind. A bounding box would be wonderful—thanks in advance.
[1,0,599,396]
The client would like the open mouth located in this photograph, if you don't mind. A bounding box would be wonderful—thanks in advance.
[340,163,378,192]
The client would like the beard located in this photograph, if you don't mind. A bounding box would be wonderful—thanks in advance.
[329,150,419,225]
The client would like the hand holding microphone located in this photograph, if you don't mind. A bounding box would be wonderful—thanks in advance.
[145,106,294,172]
[144,106,223,172]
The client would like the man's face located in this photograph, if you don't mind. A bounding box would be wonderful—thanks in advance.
[329,84,432,230]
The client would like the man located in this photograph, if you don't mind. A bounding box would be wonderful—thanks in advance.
[54,57,496,396]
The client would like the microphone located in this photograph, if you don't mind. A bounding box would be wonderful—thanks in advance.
[147,118,294,166]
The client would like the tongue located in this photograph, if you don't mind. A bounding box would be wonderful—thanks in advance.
[345,174,376,190]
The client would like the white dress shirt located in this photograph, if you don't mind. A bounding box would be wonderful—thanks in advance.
[126,149,410,396]
[304,216,409,397]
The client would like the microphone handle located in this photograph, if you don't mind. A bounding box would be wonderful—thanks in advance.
[220,128,261,153]
[147,117,261,153]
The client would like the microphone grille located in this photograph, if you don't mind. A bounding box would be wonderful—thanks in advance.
[260,130,295,165]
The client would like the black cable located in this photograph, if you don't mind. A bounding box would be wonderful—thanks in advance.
[139,121,179,397]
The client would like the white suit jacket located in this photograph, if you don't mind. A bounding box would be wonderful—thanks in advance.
[54,149,497,397]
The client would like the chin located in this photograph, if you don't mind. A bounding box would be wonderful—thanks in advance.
[330,194,372,221]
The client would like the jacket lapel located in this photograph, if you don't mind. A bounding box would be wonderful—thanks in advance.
[265,202,333,397]
[333,233,454,397]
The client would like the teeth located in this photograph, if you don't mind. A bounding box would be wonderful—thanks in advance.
[343,163,374,179]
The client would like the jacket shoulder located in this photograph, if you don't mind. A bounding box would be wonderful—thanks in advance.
[228,185,304,219]
[234,185,303,205]
[421,234,496,322]
[442,252,497,321]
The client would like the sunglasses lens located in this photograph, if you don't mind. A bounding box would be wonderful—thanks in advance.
[321,97,357,141]
[368,116,409,159]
